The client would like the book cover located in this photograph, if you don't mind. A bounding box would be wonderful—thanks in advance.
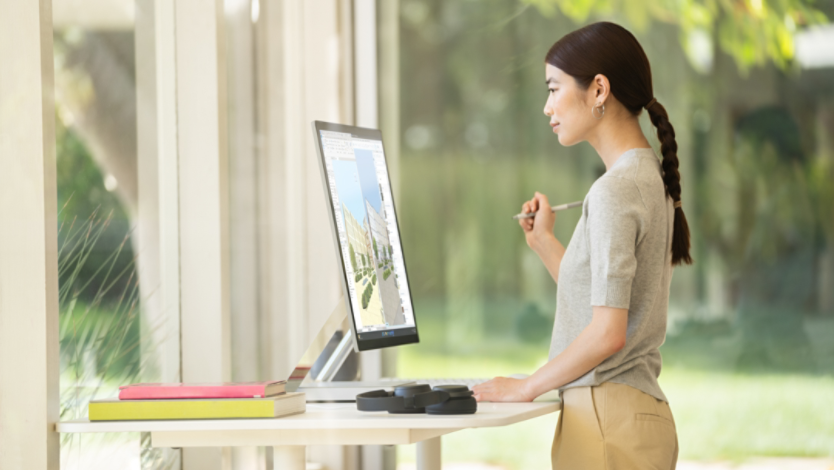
[118,381,285,400]
[89,392,306,421]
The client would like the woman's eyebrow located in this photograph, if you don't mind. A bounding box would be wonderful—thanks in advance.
[546,78,559,85]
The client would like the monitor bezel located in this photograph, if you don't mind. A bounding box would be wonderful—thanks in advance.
[311,120,420,352]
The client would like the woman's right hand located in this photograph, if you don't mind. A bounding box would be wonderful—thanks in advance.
[519,192,556,253]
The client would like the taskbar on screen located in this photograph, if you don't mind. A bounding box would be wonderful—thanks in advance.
[356,327,417,341]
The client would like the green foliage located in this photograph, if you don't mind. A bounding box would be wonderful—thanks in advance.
[372,273,378,285]
[362,283,373,309]
[355,272,362,282]
[514,302,551,343]
[349,244,357,271]
[58,206,145,436]
[373,237,379,259]
[383,268,392,280]
[523,0,828,72]
[56,118,135,304]
[54,115,147,456]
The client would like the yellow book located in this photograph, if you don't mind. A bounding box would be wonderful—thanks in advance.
[89,392,306,421]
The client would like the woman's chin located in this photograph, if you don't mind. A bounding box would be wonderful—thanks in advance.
[556,133,573,146]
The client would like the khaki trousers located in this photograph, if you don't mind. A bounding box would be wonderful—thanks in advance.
[552,382,678,470]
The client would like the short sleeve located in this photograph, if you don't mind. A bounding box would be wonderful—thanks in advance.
[587,177,645,309]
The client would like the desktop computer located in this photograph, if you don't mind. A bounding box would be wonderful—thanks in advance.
[296,121,554,403]
[312,121,419,352]
[288,121,486,401]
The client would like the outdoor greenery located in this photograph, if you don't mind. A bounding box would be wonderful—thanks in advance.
[392,0,834,466]
[395,313,834,468]
[395,0,834,364]
[523,0,828,72]
[56,118,141,388]
[396,347,834,468]
[55,118,155,468]
[56,115,136,305]
[49,0,834,467]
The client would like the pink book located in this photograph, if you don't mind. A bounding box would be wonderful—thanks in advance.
[118,381,286,400]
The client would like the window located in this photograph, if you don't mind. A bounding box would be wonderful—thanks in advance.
[385,1,834,467]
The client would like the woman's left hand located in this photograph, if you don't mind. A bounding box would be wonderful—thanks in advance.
[472,377,535,402]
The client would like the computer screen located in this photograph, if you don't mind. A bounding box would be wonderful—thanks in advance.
[312,121,419,351]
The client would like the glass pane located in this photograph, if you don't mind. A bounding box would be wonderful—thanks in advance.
[386,1,834,468]
[53,6,147,468]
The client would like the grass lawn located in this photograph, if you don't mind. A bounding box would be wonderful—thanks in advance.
[394,347,834,469]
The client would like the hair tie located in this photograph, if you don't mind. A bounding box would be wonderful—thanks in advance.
[674,200,682,209]
[645,97,657,109]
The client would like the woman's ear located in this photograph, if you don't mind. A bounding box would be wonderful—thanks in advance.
[592,74,611,105]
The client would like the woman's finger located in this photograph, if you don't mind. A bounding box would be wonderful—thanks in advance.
[534,192,551,210]
[519,213,530,230]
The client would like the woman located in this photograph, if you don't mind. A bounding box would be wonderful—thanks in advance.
[472,22,693,470]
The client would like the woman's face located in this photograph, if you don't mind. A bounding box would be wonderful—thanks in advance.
[543,64,597,147]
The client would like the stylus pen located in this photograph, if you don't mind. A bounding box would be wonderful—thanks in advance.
[512,200,583,220]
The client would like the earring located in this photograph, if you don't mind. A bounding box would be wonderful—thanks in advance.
[592,103,605,120]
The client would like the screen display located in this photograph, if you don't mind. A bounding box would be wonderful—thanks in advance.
[318,127,417,344]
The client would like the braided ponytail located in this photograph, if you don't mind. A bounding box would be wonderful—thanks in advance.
[545,21,694,266]
[646,100,693,266]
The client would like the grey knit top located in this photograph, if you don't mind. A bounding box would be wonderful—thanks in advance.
[548,148,675,402]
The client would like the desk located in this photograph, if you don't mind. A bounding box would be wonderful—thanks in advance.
[57,401,560,470]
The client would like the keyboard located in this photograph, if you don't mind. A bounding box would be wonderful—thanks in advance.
[384,376,560,403]
[397,377,490,388]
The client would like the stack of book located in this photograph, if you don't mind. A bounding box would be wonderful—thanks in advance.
[89,381,305,421]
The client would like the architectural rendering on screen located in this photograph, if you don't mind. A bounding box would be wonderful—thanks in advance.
[320,130,415,334]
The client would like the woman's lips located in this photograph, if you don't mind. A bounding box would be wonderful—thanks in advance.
[550,122,560,131]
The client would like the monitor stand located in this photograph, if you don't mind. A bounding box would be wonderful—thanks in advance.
[287,294,413,402]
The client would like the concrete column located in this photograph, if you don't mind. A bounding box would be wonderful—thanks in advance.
[135,0,182,392]
[226,1,264,468]
[257,0,356,468]
[0,0,60,468]
[175,0,232,468]
[135,0,182,467]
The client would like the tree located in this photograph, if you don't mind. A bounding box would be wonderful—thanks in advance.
[373,237,378,260]
[349,244,357,271]
[524,0,828,73]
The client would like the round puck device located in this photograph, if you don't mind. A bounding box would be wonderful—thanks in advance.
[426,385,477,415]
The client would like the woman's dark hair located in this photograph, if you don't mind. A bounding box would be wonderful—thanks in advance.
[545,22,693,266]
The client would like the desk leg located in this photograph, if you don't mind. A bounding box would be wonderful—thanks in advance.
[272,445,305,470]
[417,436,441,470]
